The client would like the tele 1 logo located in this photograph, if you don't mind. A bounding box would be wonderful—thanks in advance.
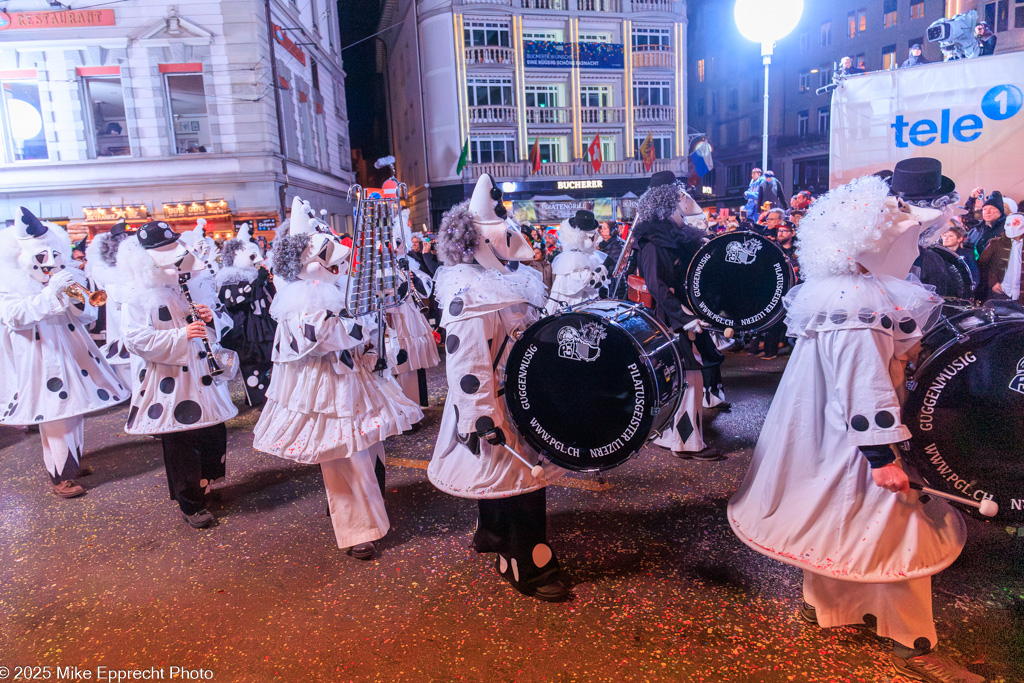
[891,84,1022,148]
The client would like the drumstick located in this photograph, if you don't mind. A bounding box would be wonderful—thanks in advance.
[909,482,999,517]
[499,443,546,480]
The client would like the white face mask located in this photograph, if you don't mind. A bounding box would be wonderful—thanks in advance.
[233,242,265,269]
[474,217,534,273]
[18,246,64,283]
[298,233,349,284]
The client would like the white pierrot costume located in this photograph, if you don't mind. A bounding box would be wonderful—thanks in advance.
[385,208,440,405]
[117,221,238,435]
[85,219,134,390]
[0,207,126,484]
[429,177,566,498]
[253,196,421,549]
[544,211,611,315]
[728,176,966,649]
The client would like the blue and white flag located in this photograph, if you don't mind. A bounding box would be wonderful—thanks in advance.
[689,140,714,178]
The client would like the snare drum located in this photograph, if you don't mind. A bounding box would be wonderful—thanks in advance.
[504,301,681,471]
[903,304,1024,524]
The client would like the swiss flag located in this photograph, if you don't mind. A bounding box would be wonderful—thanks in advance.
[588,133,602,173]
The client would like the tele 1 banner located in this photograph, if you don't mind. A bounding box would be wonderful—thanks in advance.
[829,51,1024,199]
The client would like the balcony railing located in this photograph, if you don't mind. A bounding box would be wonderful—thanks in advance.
[581,107,626,124]
[469,105,518,124]
[634,105,675,123]
[525,107,573,124]
[455,0,513,5]
[577,0,622,10]
[466,157,683,181]
[521,0,568,8]
[630,0,676,11]
[465,46,515,66]
[632,49,674,68]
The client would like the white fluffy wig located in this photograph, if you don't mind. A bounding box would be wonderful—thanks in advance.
[796,175,897,282]
[437,200,478,267]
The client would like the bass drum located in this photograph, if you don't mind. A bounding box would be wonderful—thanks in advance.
[685,231,795,334]
[504,301,681,472]
[903,304,1024,524]
[918,244,974,300]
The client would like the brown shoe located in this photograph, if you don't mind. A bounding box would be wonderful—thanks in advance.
[52,480,85,498]
[348,542,376,560]
[890,652,985,683]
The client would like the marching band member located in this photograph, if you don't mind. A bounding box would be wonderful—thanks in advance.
[118,221,238,528]
[253,197,421,559]
[728,176,981,683]
[216,224,276,407]
[633,171,724,460]
[386,209,440,409]
[430,174,568,602]
[544,209,611,315]
[0,208,127,497]
[85,219,135,391]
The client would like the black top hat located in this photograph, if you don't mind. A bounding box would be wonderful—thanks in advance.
[136,220,180,250]
[568,209,598,232]
[874,157,955,201]
[648,171,678,188]
[109,218,129,237]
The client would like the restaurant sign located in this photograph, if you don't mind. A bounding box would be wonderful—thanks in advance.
[0,9,116,31]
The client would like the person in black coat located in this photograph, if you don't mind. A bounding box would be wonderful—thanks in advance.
[756,170,789,211]
[975,22,997,56]
[597,221,625,269]
[632,171,723,461]
[900,44,930,68]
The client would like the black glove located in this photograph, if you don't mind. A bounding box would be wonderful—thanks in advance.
[480,427,506,446]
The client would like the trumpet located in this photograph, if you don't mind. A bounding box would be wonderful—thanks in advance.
[64,281,107,307]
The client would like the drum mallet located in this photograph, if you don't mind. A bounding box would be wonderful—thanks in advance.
[909,482,999,517]
[499,443,546,480]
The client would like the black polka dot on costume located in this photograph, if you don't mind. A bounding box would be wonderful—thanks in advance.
[858,309,877,324]
[159,377,175,394]
[475,415,494,433]
[446,335,460,354]
[880,315,892,329]
[339,350,354,369]
[81,369,88,377]
[173,400,203,425]
[449,297,465,316]
[303,324,317,342]
[147,404,163,419]
[106,342,119,359]
[201,375,213,386]
[850,414,870,431]
[58,391,68,400]
[138,369,146,383]
[156,306,172,322]
[34,415,43,422]
[830,310,848,325]
[898,319,917,334]
[396,349,409,365]
[46,378,63,392]
[460,375,481,394]
[875,410,896,428]
[67,323,75,332]
[288,337,298,353]
[182,366,189,372]
[126,405,139,428]
[119,346,130,359]
[349,324,363,341]
[97,389,109,401]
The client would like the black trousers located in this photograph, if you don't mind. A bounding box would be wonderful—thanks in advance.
[474,488,557,583]
[762,318,789,357]
[161,423,227,515]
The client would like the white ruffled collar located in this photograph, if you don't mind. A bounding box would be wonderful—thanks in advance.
[435,263,547,321]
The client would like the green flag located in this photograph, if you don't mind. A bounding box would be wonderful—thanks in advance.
[456,138,469,175]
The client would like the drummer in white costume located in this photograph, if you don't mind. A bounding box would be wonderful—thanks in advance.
[385,209,440,410]
[728,176,981,683]
[253,197,421,560]
[0,208,127,498]
[85,219,135,391]
[429,175,568,602]
[544,209,611,315]
[118,221,238,529]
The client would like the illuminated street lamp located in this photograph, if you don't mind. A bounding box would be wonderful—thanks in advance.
[734,0,804,173]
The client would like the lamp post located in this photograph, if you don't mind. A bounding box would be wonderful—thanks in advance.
[734,0,804,174]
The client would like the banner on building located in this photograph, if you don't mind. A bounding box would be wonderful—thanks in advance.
[830,52,1024,199]
[523,41,624,70]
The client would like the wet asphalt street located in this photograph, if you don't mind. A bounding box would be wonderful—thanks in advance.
[1,353,1021,682]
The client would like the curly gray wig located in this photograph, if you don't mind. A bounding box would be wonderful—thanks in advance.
[637,182,683,222]
[272,233,310,282]
[221,238,246,269]
[437,200,478,267]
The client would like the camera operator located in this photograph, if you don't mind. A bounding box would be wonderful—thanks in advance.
[900,43,930,68]
[975,21,997,56]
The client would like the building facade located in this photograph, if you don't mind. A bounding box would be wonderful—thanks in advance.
[688,0,1023,210]
[0,0,354,241]
[380,0,693,231]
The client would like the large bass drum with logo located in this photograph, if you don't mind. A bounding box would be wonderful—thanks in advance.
[504,301,681,471]
[685,231,796,334]
[917,244,975,301]
[902,303,1024,524]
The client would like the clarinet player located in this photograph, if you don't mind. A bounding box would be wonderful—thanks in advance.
[117,221,238,529]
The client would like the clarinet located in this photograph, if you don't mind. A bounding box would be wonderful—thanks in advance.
[179,275,223,376]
